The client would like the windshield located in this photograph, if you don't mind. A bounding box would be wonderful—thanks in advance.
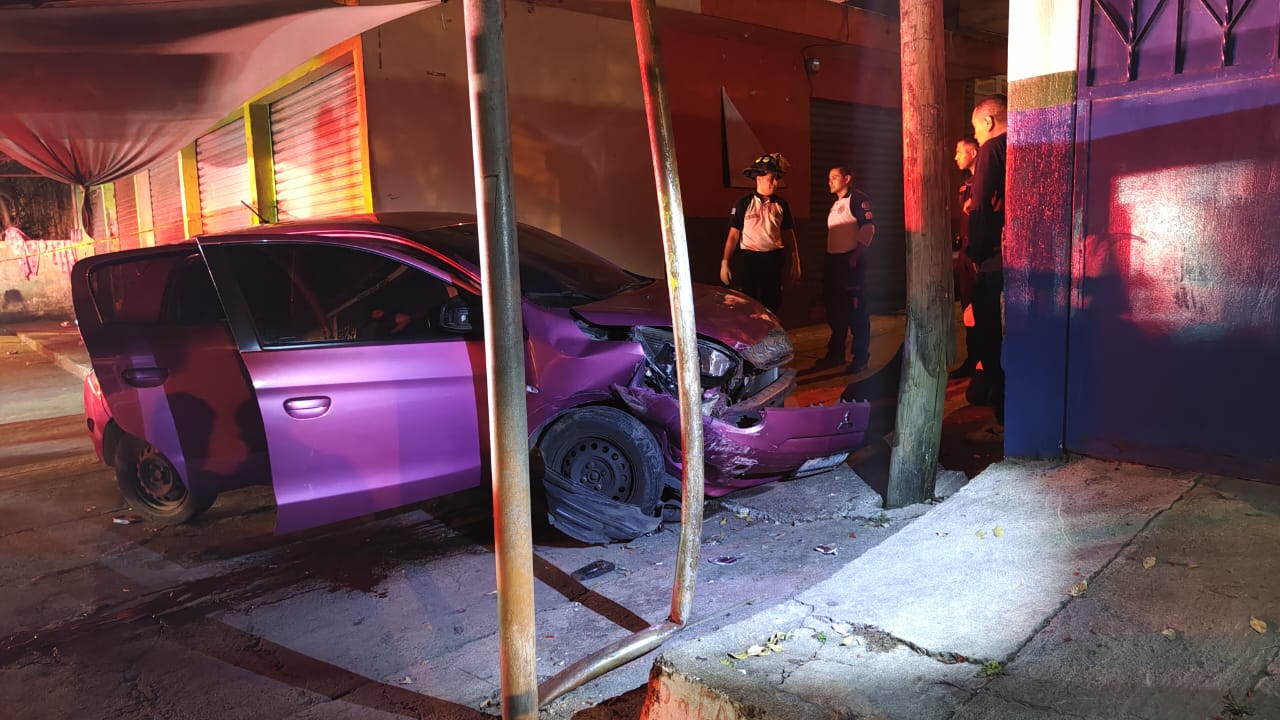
[413,223,651,307]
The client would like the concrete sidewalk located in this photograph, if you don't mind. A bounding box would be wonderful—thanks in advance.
[6,319,92,379]
[643,458,1280,720]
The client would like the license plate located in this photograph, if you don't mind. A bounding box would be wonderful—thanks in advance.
[798,452,849,474]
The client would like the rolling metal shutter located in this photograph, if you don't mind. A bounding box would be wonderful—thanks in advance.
[809,99,906,311]
[196,117,252,233]
[270,65,365,220]
[114,178,140,251]
[88,185,107,240]
[148,156,185,245]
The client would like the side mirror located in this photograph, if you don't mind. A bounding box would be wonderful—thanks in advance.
[439,295,476,333]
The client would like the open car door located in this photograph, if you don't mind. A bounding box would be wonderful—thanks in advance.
[70,247,269,511]
[199,235,487,533]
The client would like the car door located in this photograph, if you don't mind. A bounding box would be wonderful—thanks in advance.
[199,238,486,534]
[71,247,268,497]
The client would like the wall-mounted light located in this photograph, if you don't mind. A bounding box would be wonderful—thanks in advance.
[804,57,821,77]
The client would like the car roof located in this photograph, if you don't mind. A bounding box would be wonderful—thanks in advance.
[197,211,477,239]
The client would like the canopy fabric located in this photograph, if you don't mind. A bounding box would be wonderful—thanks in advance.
[0,0,435,229]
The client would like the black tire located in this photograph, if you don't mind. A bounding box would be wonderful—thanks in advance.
[537,406,664,541]
[114,436,216,525]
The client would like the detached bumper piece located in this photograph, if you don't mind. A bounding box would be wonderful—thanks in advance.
[542,467,662,545]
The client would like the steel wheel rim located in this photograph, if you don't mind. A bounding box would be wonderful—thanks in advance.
[560,437,635,503]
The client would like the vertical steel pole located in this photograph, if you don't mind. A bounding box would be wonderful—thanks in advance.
[630,0,704,625]
[461,1,538,718]
[889,0,950,506]
[533,0,706,705]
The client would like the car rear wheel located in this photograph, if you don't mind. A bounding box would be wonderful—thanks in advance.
[537,406,664,543]
[114,436,216,525]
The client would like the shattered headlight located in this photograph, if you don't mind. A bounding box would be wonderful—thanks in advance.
[699,343,734,380]
[634,327,740,391]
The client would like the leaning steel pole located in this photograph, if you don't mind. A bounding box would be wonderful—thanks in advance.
[535,0,705,705]
[462,1,538,718]
[889,0,950,506]
[628,0,706,629]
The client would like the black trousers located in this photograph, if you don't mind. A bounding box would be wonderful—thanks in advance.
[735,249,784,314]
[822,251,869,362]
[971,270,1004,423]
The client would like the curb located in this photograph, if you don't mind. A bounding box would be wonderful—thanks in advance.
[16,332,92,380]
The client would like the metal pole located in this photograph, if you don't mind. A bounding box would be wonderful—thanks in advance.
[536,0,706,705]
[888,0,950,506]
[461,1,538,718]
[629,0,705,627]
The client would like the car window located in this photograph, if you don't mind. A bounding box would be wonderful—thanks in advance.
[414,224,650,308]
[89,249,223,325]
[222,243,462,347]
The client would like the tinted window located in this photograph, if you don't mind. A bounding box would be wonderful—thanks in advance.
[89,250,224,324]
[223,244,461,347]
[414,224,649,307]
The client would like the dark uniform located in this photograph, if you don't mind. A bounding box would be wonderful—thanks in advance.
[823,188,875,369]
[728,191,794,314]
[965,132,1007,423]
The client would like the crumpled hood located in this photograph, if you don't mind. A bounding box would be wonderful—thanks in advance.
[572,281,781,352]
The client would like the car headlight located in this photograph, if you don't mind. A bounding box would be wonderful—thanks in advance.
[635,327,740,387]
[699,344,734,380]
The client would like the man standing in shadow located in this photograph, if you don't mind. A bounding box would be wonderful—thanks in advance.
[967,94,1008,434]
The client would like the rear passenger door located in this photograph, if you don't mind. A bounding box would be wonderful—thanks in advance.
[199,239,486,534]
[71,248,268,499]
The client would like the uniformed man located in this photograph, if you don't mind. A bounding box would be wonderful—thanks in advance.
[815,165,875,374]
[720,153,801,315]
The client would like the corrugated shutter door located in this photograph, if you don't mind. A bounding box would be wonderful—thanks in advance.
[270,65,365,220]
[115,178,140,251]
[809,99,906,311]
[196,117,252,233]
[89,186,107,239]
[149,157,185,245]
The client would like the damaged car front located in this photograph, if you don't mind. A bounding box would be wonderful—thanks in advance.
[573,284,870,496]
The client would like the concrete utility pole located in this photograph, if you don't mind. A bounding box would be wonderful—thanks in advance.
[889,0,950,506]
[461,1,538,718]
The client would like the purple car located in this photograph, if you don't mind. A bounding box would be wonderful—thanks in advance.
[73,213,869,543]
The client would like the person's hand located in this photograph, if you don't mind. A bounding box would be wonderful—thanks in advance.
[719,260,733,286]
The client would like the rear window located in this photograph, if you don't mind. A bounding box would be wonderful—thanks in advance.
[89,251,224,324]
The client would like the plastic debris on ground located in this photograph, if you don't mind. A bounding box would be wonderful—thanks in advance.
[708,556,742,566]
[570,560,616,581]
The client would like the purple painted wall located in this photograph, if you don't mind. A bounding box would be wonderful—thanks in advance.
[1045,0,1280,481]
[1004,102,1075,459]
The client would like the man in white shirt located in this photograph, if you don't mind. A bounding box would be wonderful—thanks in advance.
[720,153,801,314]
[816,165,875,373]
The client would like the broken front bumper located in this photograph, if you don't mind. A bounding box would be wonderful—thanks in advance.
[615,383,870,496]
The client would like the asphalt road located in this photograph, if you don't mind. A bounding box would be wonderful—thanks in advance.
[0,334,932,719]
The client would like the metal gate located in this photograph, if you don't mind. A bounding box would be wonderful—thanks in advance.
[196,117,252,233]
[1068,0,1280,481]
[114,178,139,251]
[809,98,905,312]
[270,65,366,220]
[148,155,185,245]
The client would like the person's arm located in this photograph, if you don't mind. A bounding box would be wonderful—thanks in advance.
[966,143,1004,263]
[778,198,800,281]
[721,228,740,285]
[848,223,874,268]
[784,228,801,282]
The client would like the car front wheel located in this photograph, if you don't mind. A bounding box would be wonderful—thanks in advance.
[537,406,664,544]
[114,436,216,525]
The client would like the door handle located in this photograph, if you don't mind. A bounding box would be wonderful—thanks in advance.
[121,367,168,388]
[283,396,331,419]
